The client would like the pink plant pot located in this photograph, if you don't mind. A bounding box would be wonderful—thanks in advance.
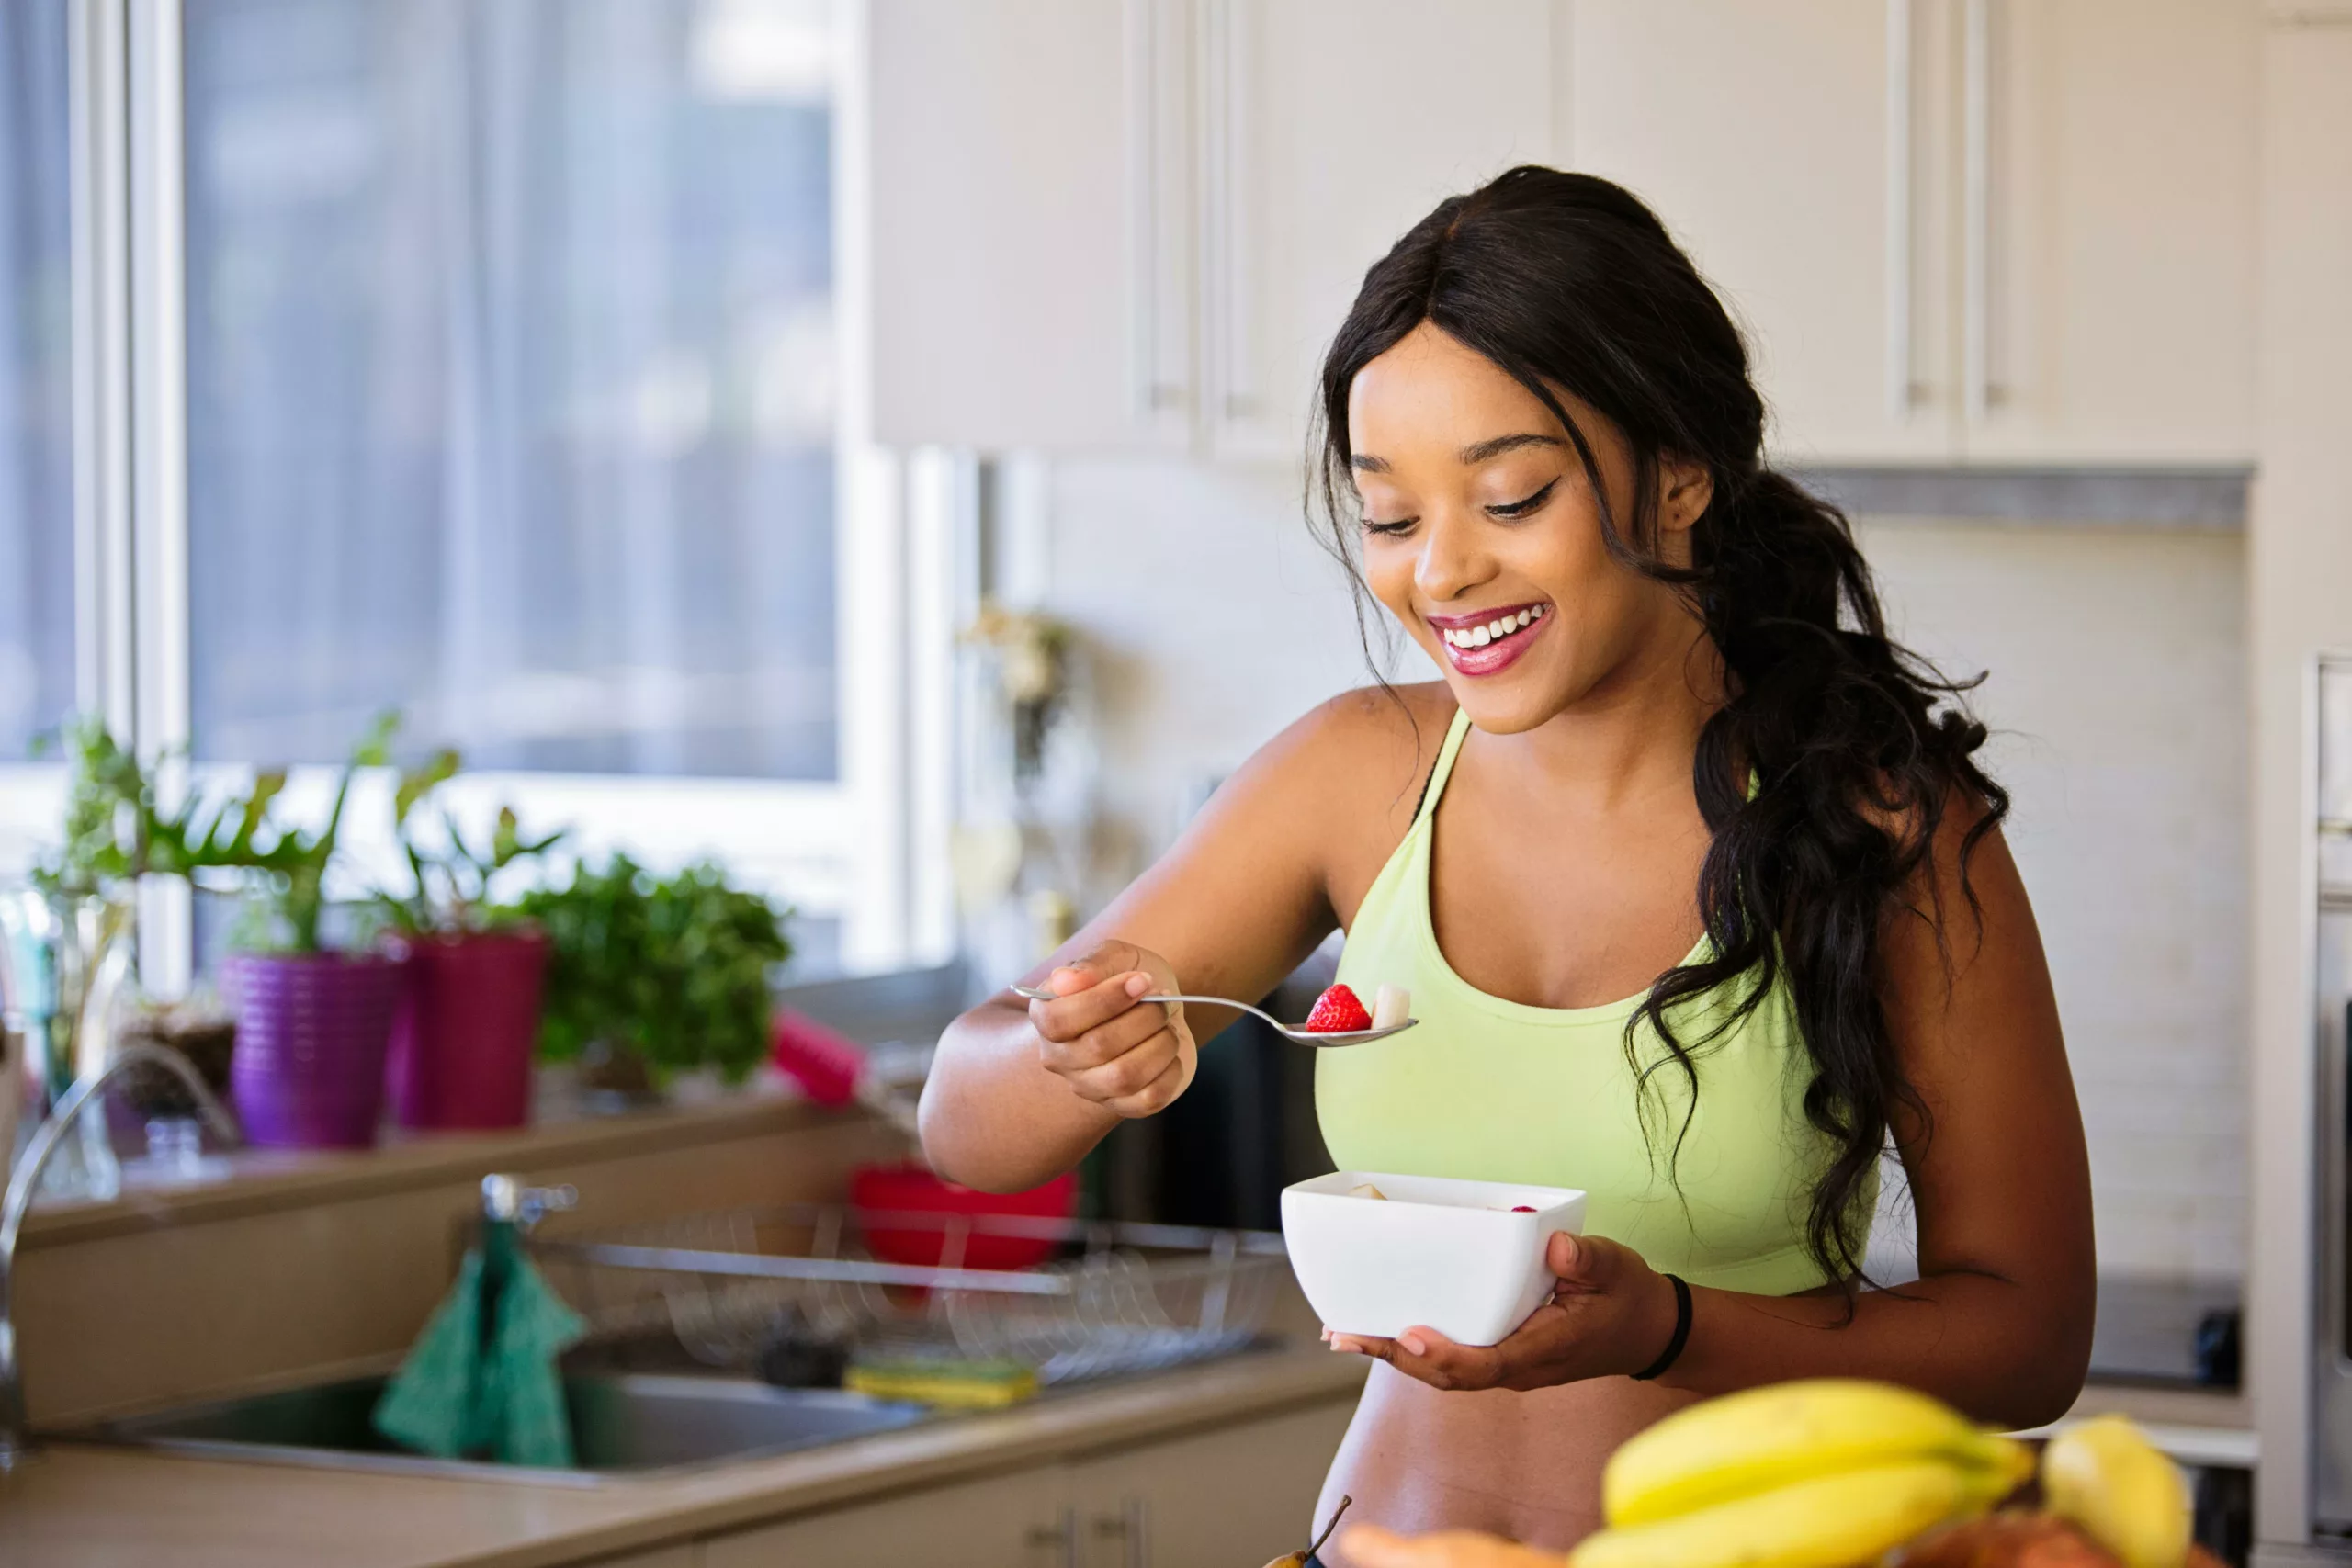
[384,929,548,1131]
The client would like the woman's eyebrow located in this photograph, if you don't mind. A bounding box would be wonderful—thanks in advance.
[1457,432,1565,465]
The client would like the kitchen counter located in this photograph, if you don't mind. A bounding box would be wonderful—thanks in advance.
[17,1074,840,1251]
[0,1339,1372,1568]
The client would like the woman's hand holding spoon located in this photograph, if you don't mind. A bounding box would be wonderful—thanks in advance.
[1021,940,1197,1119]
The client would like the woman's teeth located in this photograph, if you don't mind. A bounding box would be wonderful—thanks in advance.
[1441,604,1546,649]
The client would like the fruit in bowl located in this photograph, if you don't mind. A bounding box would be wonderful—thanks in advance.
[1281,1170,1586,1346]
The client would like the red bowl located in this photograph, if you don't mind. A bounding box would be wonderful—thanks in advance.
[850,1163,1080,1272]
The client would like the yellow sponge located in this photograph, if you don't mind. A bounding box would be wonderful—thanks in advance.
[844,1358,1041,1409]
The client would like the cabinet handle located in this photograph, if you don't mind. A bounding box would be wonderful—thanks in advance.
[1092,1498,1151,1568]
[1201,0,1257,441]
[1883,0,1921,417]
[1125,0,1187,421]
[1028,1506,1080,1568]
[1961,0,2004,419]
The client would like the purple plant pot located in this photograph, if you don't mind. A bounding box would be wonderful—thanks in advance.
[225,951,405,1149]
[384,929,548,1131]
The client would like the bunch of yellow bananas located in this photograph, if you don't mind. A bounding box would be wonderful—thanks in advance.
[1570,1380,2035,1568]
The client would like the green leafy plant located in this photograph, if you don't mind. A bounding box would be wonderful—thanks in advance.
[226,712,407,953]
[371,746,564,937]
[508,854,792,1085]
[36,715,291,898]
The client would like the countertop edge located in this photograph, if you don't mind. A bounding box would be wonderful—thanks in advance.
[9,1345,1372,1568]
[19,1087,853,1249]
[469,1352,1374,1568]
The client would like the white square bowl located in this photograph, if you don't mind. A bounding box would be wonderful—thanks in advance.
[1281,1170,1588,1347]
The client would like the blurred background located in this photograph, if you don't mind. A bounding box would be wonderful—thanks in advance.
[3,3,2350,1563]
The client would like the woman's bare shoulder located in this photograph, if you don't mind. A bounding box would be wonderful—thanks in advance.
[1255,681,1453,807]
[1213,682,1453,910]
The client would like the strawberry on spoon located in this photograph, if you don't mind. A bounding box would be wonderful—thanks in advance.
[1304,984,1374,1034]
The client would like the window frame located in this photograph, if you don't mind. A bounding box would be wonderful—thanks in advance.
[2,0,952,991]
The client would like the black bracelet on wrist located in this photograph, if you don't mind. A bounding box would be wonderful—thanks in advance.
[1629,1272,1692,1382]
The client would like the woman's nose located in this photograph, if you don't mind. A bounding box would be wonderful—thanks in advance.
[1414,510,1494,605]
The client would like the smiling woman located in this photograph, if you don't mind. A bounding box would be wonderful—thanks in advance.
[920,166,2094,1562]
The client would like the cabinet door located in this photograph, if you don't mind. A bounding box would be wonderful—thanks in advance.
[1567,0,1962,464]
[700,1466,1070,1568]
[1204,0,1559,461]
[1961,0,2258,463]
[1065,1397,1359,1568]
[867,0,1193,451]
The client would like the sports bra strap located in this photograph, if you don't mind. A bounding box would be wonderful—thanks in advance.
[1412,707,1475,826]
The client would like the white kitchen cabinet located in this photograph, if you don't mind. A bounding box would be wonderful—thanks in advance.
[868,0,1557,458]
[1566,0,1962,464]
[699,1465,1070,1568]
[867,0,1193,452]
[1565,0,2258,467]
[1201,0,1557,460]
[1961,0,2259,463]
[694,1395,1358,1568]
[1063,1397,1359,1567]
[874,0,2256,467]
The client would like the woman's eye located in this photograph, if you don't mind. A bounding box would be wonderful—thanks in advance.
[1361,515,1418,537]
[1486,479,1558,520]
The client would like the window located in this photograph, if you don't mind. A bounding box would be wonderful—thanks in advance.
[1,0,943,979]
[183,0,838,777]
[0,0,75,765]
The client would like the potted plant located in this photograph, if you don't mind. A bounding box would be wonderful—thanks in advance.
[509,855,791,1109]
[215,715,416,1149]
[15,717,278,1182]
[375,775,564,1132]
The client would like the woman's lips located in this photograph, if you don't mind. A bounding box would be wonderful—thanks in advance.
[1433,604,1550,677]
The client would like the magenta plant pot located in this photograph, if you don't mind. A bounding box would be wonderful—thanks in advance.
[384,929,548,1131]
[225,951,405,1149]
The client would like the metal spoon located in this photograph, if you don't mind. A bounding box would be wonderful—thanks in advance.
[1009,983,1417,1048]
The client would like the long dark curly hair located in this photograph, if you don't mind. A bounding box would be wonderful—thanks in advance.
[1313,165,2007,1291]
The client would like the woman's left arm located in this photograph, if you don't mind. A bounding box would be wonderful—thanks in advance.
[1332,813,2098,1431]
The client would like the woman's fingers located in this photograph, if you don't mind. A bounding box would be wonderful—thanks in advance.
[1059,1025,1184,1109]
[1029,967,1155,1044]
[1101,1043,1190,1117]
[1020,941,1192,1118]
[1039,991,1176,1081]
[1330,1325,1507,1392]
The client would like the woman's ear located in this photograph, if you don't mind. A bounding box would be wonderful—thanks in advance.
[1657,455,1714,536]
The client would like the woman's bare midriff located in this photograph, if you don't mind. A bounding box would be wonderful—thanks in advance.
[1311,1361,1702,1566]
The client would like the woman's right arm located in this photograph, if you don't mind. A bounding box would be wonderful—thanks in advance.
[917,691,1429,1193]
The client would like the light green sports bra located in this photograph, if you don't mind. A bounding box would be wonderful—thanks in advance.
[1317,707,1868,1296]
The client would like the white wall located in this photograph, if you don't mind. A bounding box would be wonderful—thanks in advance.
[1041,457,1385,865]
[1860,522,2247,1280]
[1037,459,2249,1279]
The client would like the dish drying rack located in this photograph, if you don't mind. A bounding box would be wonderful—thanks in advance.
[528,1203,1292,1388]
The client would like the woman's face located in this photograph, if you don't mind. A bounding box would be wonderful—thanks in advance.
[1347,321,1713,736]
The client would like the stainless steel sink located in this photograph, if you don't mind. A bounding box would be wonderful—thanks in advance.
[64,1372,933,1485]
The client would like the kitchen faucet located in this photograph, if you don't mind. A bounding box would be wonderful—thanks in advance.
[0,1044,242,1473]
